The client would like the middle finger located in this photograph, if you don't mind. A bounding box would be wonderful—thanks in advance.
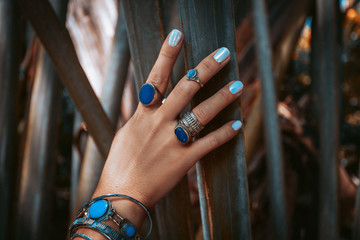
[160,47,230,119]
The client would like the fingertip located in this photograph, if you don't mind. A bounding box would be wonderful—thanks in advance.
[213,47,230,63]
[232,120,243,131]
[228,81,244,95]
[167,29,183,47]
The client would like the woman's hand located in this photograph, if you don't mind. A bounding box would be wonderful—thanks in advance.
[92,29,244,229]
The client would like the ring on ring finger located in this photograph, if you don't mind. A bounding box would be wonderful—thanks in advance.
[175,112,204,143]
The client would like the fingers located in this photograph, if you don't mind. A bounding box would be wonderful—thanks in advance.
[171,80,243,145]
[189,120,243,160]
[192,81,243,125]
[145,29,184,95]
[161,47,231,119]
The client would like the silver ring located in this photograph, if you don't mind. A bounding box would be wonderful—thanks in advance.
[174,112,204,143]
[182,112,204,136]
[186,69,204,87]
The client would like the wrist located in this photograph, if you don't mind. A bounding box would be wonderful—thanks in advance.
[72,193,148,240]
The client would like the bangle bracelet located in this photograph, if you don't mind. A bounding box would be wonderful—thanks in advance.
[76,194,152,239]
[71,233,94,240]
[70,218,124,240]
[82,199,126,228]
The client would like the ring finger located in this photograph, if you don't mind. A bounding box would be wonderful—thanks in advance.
[191,80,243,126]
[173,80,243,144]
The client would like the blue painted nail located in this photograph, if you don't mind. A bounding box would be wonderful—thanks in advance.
[232,120,242,131]
[213,47,230,63]
[168,29,182,47]
[229,81,243,94]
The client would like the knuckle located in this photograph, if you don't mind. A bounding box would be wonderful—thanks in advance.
[193,106,208,123]
[132,111,149,125]
[201,59,213,72]
[218,88,232,102]
[148,71,165,85]
[208,136,220,149]
[160,49,176,61]
[156,111,167,123]
[174,82,193,97]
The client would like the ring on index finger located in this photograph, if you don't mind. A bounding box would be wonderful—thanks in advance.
[139,83,163,106]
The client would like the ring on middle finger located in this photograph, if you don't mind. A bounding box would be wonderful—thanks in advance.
[186,69,204,87]
[175,112,204,143]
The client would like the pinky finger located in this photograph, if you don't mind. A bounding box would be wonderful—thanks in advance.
[189,120,242,160]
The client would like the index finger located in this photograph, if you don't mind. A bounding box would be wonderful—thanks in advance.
[145,29,184,96]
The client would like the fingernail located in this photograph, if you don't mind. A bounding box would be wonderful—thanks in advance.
[213,47,230,63]
[168,29,182,47]
[232,120,242,131]
[229,81,243,94]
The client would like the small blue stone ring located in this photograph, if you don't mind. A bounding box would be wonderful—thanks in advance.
[175,112,204,144]
[186,69,204,87]
[139,83,163,106]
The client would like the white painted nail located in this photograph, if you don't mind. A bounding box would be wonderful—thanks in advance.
[168,29,182,47]
[213,47,230,63]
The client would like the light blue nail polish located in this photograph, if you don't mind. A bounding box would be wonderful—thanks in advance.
[232,120,242,131]
[229,81,243,94]
[168,29,182,47]
[213,47,230,63]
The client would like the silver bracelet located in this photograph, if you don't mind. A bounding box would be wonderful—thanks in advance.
[74,194,152,239]
[71,232,94,240]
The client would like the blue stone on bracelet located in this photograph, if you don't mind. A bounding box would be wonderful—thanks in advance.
[123,223,136,237]
[89,200,108,219]
[175,127,189,143]
[187,69,196,79]
[139,83,155,105]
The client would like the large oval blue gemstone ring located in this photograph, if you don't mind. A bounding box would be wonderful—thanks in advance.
[175,112,204,144]
[175,122,191,144]
[139,83,162,106]
[186,68,204,87]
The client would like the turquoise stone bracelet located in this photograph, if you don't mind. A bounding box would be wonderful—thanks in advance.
[74,194,152,239]
[70,218,124,240]
[84,199,138,239]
